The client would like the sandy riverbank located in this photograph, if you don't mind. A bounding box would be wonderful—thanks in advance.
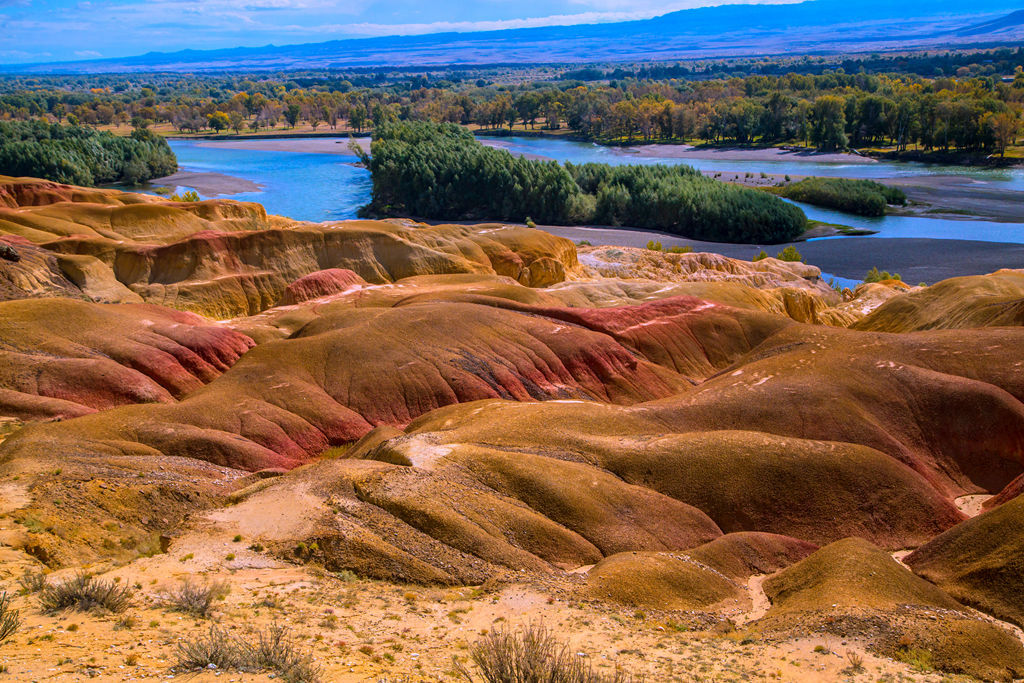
[149,170,263,196]
[616,144,877,164]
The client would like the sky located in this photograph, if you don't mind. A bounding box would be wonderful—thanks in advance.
[0,0,800,64]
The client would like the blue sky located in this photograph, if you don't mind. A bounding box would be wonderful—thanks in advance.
[0,0,798,64]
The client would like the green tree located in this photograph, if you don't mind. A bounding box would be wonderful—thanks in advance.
[207,111,230,132]
[810,96,848,151]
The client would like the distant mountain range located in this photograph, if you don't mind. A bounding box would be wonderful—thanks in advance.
[6,0,1024,73]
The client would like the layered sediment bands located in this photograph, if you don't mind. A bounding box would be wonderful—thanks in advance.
[370,416,963,550]
[0,176,161,209]
[648,325,1024,497]
[907,495,1024,629]
[758,538,1024,681]
[2,295,735,470]
[854,269,1024,332]
[0,298,254,420]
[0,235,86,302]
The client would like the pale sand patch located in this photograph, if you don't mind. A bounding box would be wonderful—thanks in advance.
[149,170,263,196]
[955,493,994,517]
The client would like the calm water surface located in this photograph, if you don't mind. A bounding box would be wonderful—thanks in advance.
[166,137,1024,244]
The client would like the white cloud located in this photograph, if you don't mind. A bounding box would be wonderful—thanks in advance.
[74,49,102,57]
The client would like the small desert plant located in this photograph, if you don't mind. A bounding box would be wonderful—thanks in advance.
[665,245,693,254]
[175,624,321,682]
[752,249,769,261]
[175,625,244,670]
[525,217,537,229]
[844,650,865,673]
[163,579,230,618]
[38,572,134,614]
[645,240,663,251]
[457,622,628,682]
[248,623,322,683]
[18,569,47,594]
[0,592,21,643]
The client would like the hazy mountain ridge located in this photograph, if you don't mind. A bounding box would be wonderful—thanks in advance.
[4,0,1024,74]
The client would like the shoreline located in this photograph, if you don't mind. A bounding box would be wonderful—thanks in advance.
[148,170,263,196]
[537,224,1024,284]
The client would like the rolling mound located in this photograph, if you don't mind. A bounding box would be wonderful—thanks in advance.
[585,551,743,611]
[0,298,254,420]
[758,537,1024,681]
[906,494,1024,629]
[684,532,819,581]
[854,269,1024,332]
[1,178,1023,677]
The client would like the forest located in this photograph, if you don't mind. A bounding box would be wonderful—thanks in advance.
[359,121,807,243]
[0,121,176,186]
[1,48,1023,156]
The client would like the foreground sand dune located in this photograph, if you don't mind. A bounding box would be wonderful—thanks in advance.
[0,176,1022,680]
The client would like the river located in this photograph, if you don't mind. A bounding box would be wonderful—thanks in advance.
[161,136,1024,282]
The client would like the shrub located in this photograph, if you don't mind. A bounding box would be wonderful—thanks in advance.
[163,579,230,618]
[18,569,47,594]
[175,625,244,670]
[248,623,322,683]
[38,572,134,614]
[844,650,865,673]
[780,177,906,217]
[666,245,693,254]
[645,240,663,251]
[0,592,20,643]
[864,266,902,283]
[457,623,629,683]
[169,190,200,202]
[752,250,769,261]
[775,246,804,262]
[175,624,321,683]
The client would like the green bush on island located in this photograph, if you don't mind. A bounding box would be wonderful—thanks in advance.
[358,121,807,244]
[864,266,902,282]
[779,177,906,217]
[0,120,176,186]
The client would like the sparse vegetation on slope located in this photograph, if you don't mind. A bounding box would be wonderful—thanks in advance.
[359,121,807,243]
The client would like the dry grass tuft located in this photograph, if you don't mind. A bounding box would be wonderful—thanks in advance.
[175,623,320,682]
[17,569,47,594]
[38,573,133,614]
[163,578,230,617]
[458,622,632,683]
[0,592,20,643]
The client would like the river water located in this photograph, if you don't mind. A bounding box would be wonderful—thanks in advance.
[166,137,1024,245]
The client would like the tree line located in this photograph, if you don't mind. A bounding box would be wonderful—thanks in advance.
[358,121,807,244]
[2,55,1022,155]
[0,121,177,186]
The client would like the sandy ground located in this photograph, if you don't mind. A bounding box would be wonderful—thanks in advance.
[885,176,1024,223]
[0,543,961,683]
[149,171,263,196]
